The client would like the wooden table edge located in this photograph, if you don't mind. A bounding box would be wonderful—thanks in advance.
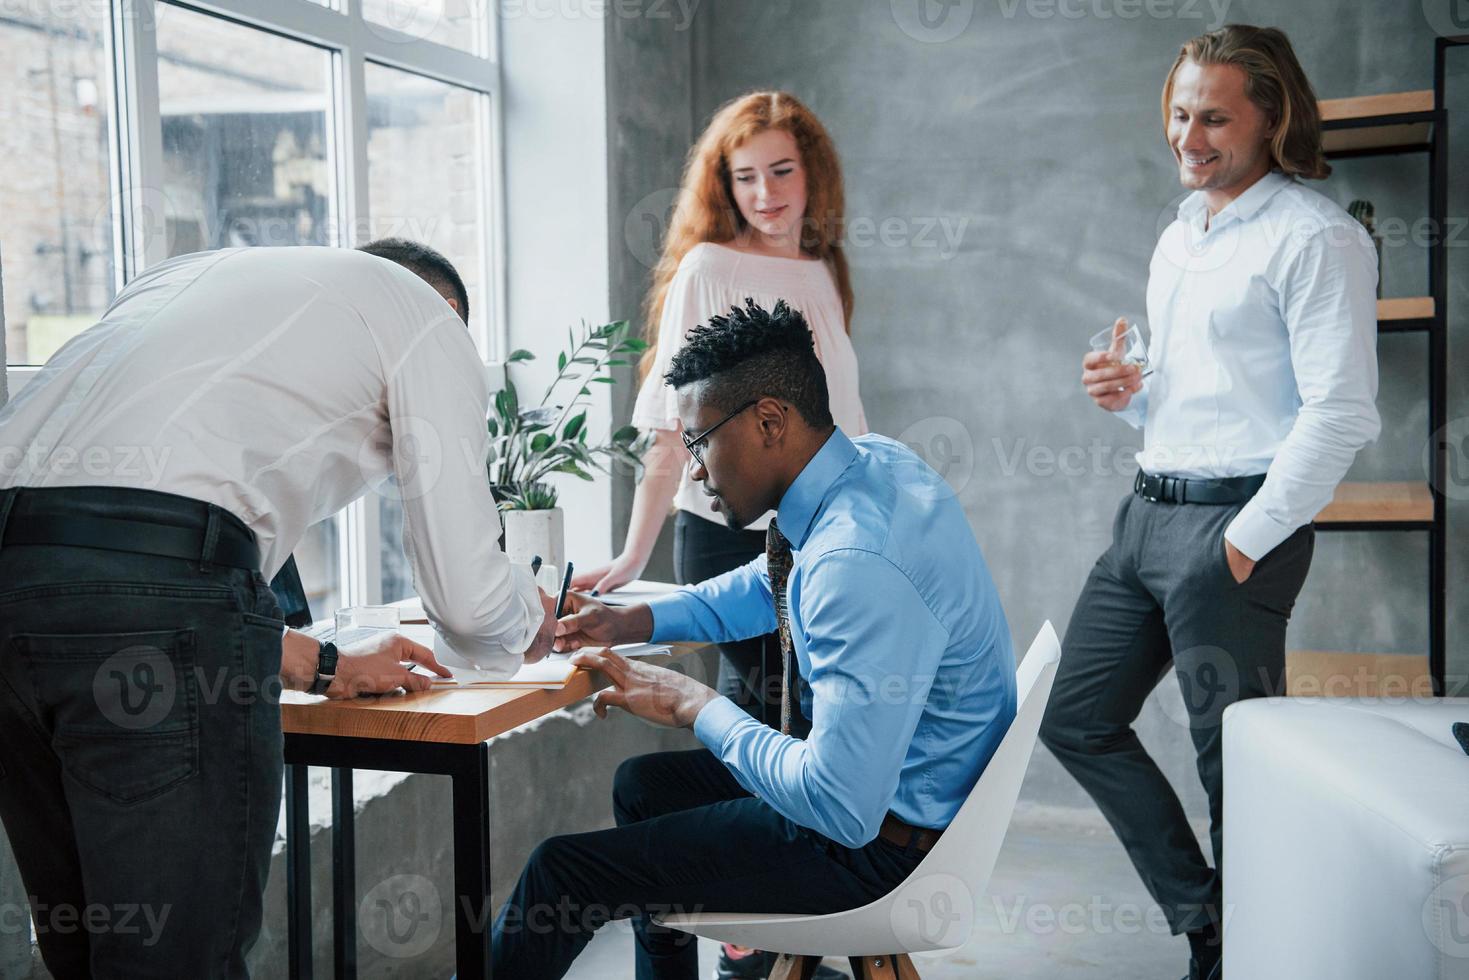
[281,642,709,745]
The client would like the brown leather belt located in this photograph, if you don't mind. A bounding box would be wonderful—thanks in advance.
[878,812,944,853]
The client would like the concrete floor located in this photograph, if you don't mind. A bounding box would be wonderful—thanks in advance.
[568,805,1195,979]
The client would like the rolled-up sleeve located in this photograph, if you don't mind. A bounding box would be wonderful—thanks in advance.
[383,316,541,676]
[1225,225,1381,560]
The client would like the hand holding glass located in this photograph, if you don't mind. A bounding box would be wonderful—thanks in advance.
[1089,317,1152,380]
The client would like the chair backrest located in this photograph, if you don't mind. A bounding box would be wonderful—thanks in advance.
[882,621,1061,951]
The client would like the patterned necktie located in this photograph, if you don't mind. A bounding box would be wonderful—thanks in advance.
[765,519,795,736]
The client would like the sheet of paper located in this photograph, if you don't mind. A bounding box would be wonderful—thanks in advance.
[597,580,683,606]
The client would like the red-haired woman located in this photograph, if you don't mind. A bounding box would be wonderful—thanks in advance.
[574,91,866,738]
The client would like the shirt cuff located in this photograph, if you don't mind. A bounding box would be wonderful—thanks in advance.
[646,592,696,642]
[692,695,754,753]
[1224,501,1296,562]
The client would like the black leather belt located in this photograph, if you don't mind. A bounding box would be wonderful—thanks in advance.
[1133,470,1267,506]
[0,486,260,570]
[878,812,944,853]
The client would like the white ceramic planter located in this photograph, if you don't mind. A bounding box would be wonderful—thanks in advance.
[502,507,565,575]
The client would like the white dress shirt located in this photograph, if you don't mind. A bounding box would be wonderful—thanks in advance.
[1117,171,1381,560]
[0,246,541,675]
[631,242,868,530]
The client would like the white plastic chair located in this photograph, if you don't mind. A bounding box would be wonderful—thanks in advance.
[656,621,1062,980]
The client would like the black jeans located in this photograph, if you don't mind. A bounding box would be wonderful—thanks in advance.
[1039,492,1314,935]
[490,748,922,980]
[0,488,284,979]
[673,511,811,738]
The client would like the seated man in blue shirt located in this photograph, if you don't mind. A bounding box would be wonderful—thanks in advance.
[490,299,1017,980]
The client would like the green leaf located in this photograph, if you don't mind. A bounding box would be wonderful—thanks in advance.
[557,350,567,372]
[487,418,499,437]
[612,425,639,443]
[530,433,553,452]
[563,412,586,440]
[589,376,615,383]
[507,349,535,363]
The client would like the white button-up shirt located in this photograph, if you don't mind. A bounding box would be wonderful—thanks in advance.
[0,246,541,674]
[1117,171,1382,560]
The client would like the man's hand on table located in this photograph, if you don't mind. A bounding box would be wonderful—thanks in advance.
[282,628,450,697]
[570,648,718,729]
[552,591,653,652]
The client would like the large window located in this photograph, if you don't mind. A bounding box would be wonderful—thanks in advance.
[1,0,504,615]
[0,3,117,367]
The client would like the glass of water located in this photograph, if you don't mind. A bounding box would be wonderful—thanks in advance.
[334,605,400,645]
[1089,315,1152,378]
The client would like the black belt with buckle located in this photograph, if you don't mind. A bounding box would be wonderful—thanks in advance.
[1133,470,1267,505]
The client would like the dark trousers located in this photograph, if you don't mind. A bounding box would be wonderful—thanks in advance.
[490,748,921,980]
[0,487,284,979]
[1039,491,1313,934]
[673,511,811,738]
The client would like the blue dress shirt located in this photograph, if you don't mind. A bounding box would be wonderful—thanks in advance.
[646,428,1016,849]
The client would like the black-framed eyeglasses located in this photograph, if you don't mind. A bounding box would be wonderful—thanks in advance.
[682,400,758,467]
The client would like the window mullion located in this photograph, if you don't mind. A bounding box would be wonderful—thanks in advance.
[115,0,168,277]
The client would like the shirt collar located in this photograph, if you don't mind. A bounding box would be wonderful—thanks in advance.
[776,427,858,551]
[1176,170,1292,230]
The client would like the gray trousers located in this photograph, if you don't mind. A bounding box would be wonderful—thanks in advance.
[1039,490,1314,934]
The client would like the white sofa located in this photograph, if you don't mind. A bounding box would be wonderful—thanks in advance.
[1224,697,1469,978]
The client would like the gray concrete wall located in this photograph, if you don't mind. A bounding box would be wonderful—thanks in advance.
[606,7,696,582]
[594,0,1467,813]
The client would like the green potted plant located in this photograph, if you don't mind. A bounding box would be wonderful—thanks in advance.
[488,319,652,573]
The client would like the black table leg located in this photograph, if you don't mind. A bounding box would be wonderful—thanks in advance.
[285,735,493,978]
[332,768,357,980]
[451,742,492,980]
[286,763,313,980]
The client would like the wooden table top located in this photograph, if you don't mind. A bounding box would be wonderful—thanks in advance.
[280,643,704,745]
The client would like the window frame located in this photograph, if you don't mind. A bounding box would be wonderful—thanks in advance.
[3,0,509,608]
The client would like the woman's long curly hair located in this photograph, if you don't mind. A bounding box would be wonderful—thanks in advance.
[639,91,853,382]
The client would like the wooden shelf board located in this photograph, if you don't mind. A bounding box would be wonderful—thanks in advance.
[1319,90,1435,121]
[1377,296,1434,322]
[1314,482,1433,524]
[1319,90,1435,154]
[1287,650,1432,698]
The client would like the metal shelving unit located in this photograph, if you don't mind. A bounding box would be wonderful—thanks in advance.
[1306,36,1464,697]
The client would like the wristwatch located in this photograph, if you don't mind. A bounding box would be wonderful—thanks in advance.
[308,640,339,696]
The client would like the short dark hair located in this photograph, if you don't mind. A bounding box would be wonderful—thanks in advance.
[357,237,470,325]
[665,298,833,429]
